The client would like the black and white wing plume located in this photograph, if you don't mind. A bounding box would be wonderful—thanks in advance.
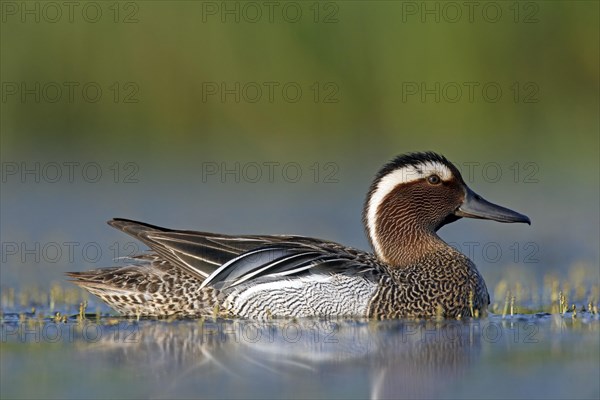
[108,218,377,289]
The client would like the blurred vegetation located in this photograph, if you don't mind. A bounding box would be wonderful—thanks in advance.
[1,1,598,173]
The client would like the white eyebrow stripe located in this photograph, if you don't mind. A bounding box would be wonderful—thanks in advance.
[366,161,452,259]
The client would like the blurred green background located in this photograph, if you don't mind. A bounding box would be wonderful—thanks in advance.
[1,1,599,300]
[2,1,598,162]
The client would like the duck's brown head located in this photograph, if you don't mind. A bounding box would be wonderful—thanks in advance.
[363,152,530,266]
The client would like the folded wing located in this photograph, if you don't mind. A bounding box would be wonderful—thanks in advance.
[108,218,376,290]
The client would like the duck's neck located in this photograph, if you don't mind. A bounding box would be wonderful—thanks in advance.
[369,221,450,268]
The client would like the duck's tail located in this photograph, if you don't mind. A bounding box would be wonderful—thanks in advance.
[66,255,220,317]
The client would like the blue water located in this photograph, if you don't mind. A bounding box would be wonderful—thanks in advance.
[1,163,598,399]
[1,313,599,399]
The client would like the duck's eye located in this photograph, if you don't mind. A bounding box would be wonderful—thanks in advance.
[427,175,441,185]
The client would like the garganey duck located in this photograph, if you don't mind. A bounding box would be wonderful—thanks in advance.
[68,152,530,319]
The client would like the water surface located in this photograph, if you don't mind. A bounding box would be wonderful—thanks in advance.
[2,312,598,399]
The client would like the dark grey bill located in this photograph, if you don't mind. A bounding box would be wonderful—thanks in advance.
[455,187,531,225]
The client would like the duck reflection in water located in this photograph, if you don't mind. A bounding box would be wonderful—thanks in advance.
[76,318,485,399]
